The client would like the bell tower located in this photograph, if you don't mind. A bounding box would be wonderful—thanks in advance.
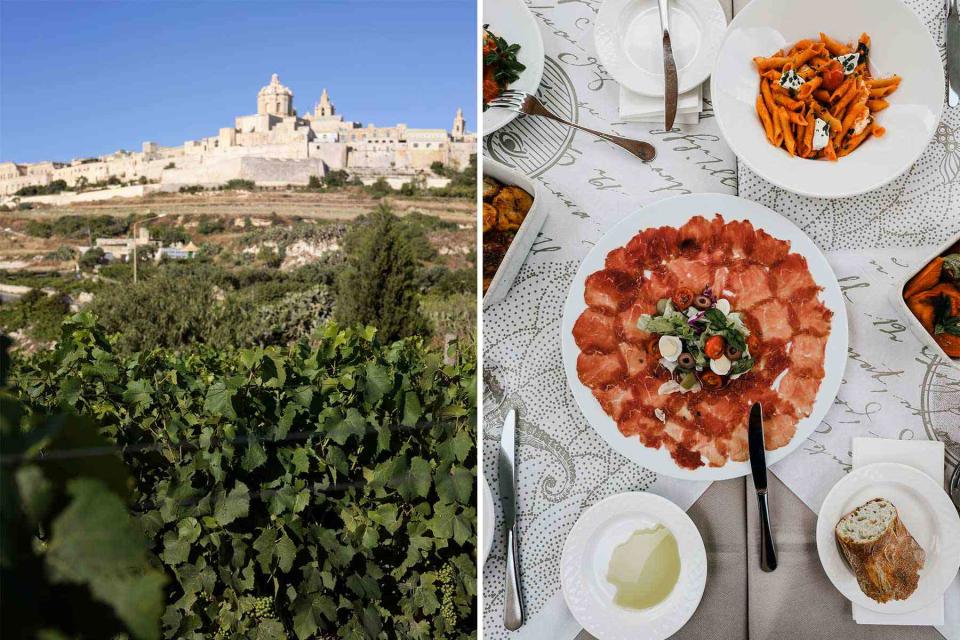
[452,107,465,141]
[315,88,335,118]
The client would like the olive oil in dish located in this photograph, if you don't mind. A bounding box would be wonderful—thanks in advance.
[606,524,681,609]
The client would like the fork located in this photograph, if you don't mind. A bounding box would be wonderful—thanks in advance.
[488,90,657,162]
[950,461,960,513]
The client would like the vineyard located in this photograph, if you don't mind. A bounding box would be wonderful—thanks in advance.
[2,313,477,639]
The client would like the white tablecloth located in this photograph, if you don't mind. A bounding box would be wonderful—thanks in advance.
[482,0,960,638]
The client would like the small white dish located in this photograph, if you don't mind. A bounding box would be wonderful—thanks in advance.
[560,193,847,480]
[483,0,545,135]
[561,492,706,640]
[711,0,943,198]
[482,476,495,566]
[816,462,960,614]
[891,233,960,371]
[482,158,549,307]
[595,0,727,97]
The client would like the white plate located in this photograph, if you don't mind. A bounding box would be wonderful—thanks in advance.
[711,0,943,198]
[816,462,960,613]
[483,0,545,135]
[561,492,707,640]
[595,0,727,97]
[560,193,848,480]
[482,476,495,566]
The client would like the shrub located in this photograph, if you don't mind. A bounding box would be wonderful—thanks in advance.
[179,185,205,194]
[107,175,121,186]
[45,245,77,261]
[14,179,68,197]
[335,205,428,341]
[78,247,105,270]
[225,179,256,190]
[10,314,477,639]
[307,175,322,189]
[198,217,226,235]
[0,290,71,341]
[365,178,393,198]
[323,169,349,188]
[164,162,177,169]
[149,225,190,245]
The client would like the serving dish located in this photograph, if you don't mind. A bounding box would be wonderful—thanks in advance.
[816,462,960,614]
[560,492,706,640]
[482,158,548,307]
[711,0,943,198]
[892,233,960,371]
[560,193,847,480]
[595,0,726,97]
[482,0,545,136]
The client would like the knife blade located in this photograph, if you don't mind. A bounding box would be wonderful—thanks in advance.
[658,0,679,130]
[947,0,960,107]
[748,403,778,572]
[498,409,524,629]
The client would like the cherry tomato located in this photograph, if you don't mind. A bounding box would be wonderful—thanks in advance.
[672,287,695,310]
[704,335,726,360]
[822,68,844,92]
[700,371,723,390]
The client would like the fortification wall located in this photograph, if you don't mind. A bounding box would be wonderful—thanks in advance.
[159,156,326,188]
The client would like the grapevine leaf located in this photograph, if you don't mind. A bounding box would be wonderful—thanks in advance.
[203,381,237,420]
[363,362,392,404]
[45,478,167,640]
[402,391,422,426]
[327,408,367,444]
[213,481,250,527]
[276,531,297,573]
[15,464,53,523]
[242,437,268,471]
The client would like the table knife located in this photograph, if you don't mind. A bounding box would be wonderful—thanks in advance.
[657,0,679,130]
[948,0,960,107]
[748,402,778,572]
[498,408,524,630]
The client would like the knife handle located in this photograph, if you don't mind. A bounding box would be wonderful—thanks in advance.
[504,526,525,630]
[756,491,778,572]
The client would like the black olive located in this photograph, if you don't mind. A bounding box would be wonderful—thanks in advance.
[677,352,695,369]
[693,295,712,310]
[725,344,743,360]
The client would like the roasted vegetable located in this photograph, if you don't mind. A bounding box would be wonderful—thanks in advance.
[903,256,943,298]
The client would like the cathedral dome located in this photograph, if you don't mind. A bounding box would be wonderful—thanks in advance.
[257,74,294,116]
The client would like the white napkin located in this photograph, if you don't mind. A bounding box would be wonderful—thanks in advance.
[619,82,702,125]
[850,437,946,626]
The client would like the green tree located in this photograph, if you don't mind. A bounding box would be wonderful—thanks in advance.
[79,247,105,270]
[335,205,428,341]
[366,177,393,197]
[323,169,349,188]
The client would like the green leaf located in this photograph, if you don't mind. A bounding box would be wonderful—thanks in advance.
[203,381,237,420]
[45,478,167,640]
[242,437,268,471]
[121,379,154,409]
[15,464,53,523]
[435,464,474,504]
[364,362,392,404]
[213,481,250,527]
[327,408,367,444]
[276,531,297,573]
[402,391,422,426]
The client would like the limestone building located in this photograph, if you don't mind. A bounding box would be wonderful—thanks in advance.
[0,74,475,196]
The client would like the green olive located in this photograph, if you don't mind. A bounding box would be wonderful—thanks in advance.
[656,298,670,314]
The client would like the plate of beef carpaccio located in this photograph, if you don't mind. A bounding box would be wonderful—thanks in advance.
[561,193,847,480]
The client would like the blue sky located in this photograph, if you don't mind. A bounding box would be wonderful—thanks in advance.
[0,0,477,163]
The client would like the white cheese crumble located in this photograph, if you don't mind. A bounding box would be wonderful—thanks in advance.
[654,408,667,423]
[812,118,831,151]
[715,298,731,315]
[778,68,804,91]
[658,380,701,396]
[835,52,859,75]
[851,110,871,136]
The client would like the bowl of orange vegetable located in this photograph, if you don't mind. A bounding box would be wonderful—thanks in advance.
[897,236,960,366]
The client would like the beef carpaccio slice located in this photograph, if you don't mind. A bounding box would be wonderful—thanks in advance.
[571,214,832,470]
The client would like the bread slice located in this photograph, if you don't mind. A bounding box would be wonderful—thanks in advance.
[835,498,925,603]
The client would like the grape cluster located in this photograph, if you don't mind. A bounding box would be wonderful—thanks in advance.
[248,596,276,621]
[437,564,458,629]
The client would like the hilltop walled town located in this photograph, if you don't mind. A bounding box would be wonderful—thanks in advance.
[0,74,475,197]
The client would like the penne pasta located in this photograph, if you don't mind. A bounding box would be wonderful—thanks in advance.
[752,31,898,160]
